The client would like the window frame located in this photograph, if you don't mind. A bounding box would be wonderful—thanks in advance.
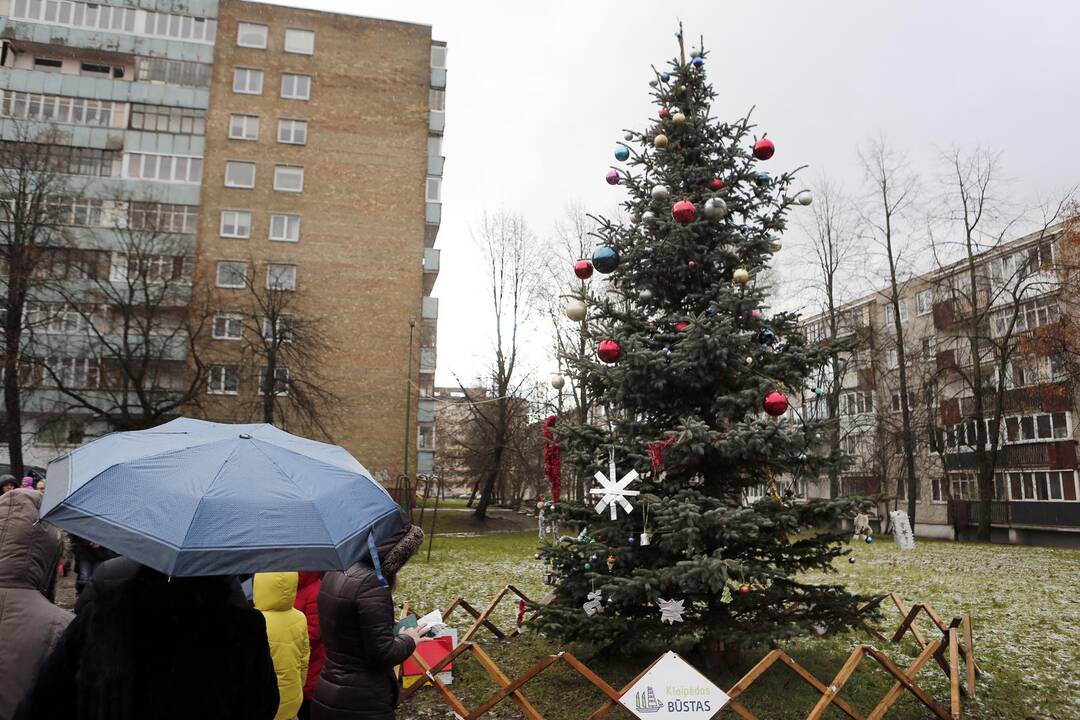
[207,364,240,395]
[276,118,308,145]
[269,213,300,242]
[228,113,260,141]
[236,21,268,49]
[219,210,252,239]
[280,73,311,100]
[266,263,297,291]
[232,67,264,95]
[211,312,244,340]
[916,290,933,316]
[258,365,290,396]
[283,28,315,55]
[224,160,256,189]
[272,165,304,193]
[215,260,248,289]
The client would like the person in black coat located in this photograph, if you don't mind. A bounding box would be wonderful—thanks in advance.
[15,563,279,720]
[312,524,427,720]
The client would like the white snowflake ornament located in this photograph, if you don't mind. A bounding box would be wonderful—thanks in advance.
[583,590,604,616]
[589,451,640,520]
[657,598,685,624]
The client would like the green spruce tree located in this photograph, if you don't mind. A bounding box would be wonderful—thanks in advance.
[537,32,872,657]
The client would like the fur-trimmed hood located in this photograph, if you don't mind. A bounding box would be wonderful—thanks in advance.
[379,524,424,576]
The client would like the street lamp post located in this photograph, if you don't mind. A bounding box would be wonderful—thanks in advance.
[402,316,416,518]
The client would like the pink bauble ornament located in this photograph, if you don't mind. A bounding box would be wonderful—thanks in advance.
[605,169,619,185]
[675,321,689,332]
[659,107,670,119]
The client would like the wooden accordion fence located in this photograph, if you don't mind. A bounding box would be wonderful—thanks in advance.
[396,586,980,720]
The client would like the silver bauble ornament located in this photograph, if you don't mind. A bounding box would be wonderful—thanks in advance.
[648,79,658,88]
[639,289,654,303]
[564,298,587,322]
[651,185,670,201]
[690,48,701,58]
[642,210,656,222]
[624,132,634,141]
[798,191,813,206]
[550,374,565,390]
[703,198,728,219]
[770,240,782,252]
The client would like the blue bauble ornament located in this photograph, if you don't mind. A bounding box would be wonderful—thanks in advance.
[756,171,771,185]
[758,329,777,346]
[584,562,592,570]
[592,245,619,274]
[661,346,671,356]
[865,535,873,544]
[692,57,704,68]
[615,146,630,162]
[591,553,599,561]
[706,306,716,317]
[643,246,654,255]
[661,72,670,82]
[628,536,637,544]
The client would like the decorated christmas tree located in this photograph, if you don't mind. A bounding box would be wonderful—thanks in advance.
[537,31,872,656]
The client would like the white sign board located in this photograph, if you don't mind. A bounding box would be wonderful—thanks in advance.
[619,651,729,719]
[889,510,915,550]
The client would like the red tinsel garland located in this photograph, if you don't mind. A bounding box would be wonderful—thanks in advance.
[543,415,562,502]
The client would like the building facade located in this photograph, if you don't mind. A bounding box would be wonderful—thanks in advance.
[794,225,1079,546]
[0,0,443,484]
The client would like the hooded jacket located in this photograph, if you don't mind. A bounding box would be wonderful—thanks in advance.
[0,489,72,720]
[294,571,325,699]
[312,524,424,720]
[255,572,310,720]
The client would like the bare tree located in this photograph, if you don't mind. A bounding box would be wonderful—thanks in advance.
[466,211,541,519]
[217,260,340,440]
[0,128,69,474]
[928,147,1071,540]
[859,137,921,522]
[35,210,210,431]
[801,177,860,498]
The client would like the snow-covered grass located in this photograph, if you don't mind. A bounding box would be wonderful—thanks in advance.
[396,532,1080,719]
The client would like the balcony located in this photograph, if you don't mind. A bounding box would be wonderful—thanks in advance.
[425,202,442,225]
[416,449,435,475]
[949,499,1080,529]
[423,248,440,294]
[430,67,446,89]
[421,296,439,320]
[419,347,436,374]
[427,153,444,177]
[429,111,445,134]
[417,398,435,423]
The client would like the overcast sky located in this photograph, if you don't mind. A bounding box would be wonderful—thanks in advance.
[264,0,1080,386]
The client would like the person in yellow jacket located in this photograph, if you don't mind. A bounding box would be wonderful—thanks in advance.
[255,572,310,720]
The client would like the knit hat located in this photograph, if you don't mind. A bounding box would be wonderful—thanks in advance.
[381,524,424,576]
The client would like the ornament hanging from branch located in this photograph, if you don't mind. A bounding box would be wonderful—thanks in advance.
[657,598,685,624]
[583,589,604,616]
[647,436,676,476]
[597,339,622,363]
[753,136,776,160]
[590,449,640,520]
[574,259,594,280]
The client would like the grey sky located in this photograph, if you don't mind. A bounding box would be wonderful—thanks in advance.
[262,0,1080,385]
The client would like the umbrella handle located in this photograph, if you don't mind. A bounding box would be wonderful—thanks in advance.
[367,533,388,588]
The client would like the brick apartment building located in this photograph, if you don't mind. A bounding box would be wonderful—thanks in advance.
[788,225,1079,546]
[0,0,443,483]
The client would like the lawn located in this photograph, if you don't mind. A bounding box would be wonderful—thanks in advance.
[396,531,1080,720]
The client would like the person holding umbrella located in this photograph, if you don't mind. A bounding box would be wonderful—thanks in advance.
[312,524,427,720]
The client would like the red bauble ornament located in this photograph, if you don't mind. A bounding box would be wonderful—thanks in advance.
[753,137,775,160]
[709,178,725,191]
[597,339,622,363]
[574,259,594,280]
[675,321,689,332]
[739,583,750,594]
[659,107,670,119]
[672,199,696,224]
[763,390,789,417]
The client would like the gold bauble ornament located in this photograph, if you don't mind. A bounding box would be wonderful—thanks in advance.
[653,134,669,149]
[733,268,750,284]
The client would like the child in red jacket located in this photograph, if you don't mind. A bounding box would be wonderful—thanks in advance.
[294,571,325,720]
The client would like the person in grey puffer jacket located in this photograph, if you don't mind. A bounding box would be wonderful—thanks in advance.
[0,489,72,720]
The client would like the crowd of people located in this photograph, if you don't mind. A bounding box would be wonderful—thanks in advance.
[0,485,429,720]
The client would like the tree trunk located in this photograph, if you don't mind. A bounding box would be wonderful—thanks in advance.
[3,290,24,477]
[474,454,502,519]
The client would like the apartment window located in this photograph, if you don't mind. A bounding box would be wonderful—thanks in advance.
[428,135,443,158]
[79,62,112,78]
[277,118,307,145]
[921,337,934,361]
[208,364,240,395]
[284,28,315,55]
[426,177,441,202]
[42,357,99,389]
[212,313,243,340]
[216,261,247,288]
[124,153,202,184]
[916,290,932,316]
[843,391,873,416]
[430,45,447,68]
[931,477,945,503]
[224,161,256,189]
[110,253,187,284]
[6,143,118,177]
[266,263,296,291]
[429,89,446,111]
[273,165,304,192]
[237,22,268,48]
[130,104,205,134]
[281,73,311,100]
[991,296,1060,338]
[219,210,252,239]
[128,202,198,234]
[137,57,212,88]
[886,348,898,369]
[890,392,915,413]
[145,11,216,43]
[884,300,908,325]
[896,478,921,501]
[33,58,63,72]
[1003,470,1076,502]
[262,315,294,342]
[269,213,300,242]
[232,67,264,94]
[259,366,289,396]
[229,114,260,141]
[2,91,118,128]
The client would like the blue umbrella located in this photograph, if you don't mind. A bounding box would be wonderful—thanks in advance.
[41,418,406,577]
